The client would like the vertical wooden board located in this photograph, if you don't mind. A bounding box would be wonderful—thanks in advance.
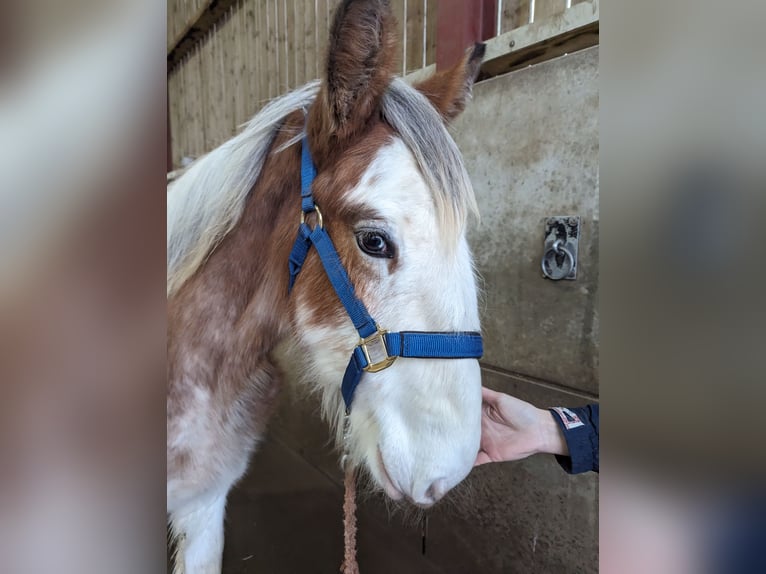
[277,0,287,95]
[316,0,330,80]
[261,0,270,101]
[257,0,269,107]
[301,0,312,86]
[188,53,196,159]
[302,0,315,83]
[242,0,250,109]
[222,16,233,140]
[228,9,236,135]
[169,68,177,167]
[176,60,186,165]
[534,0,567,21]
[257,0,267,104]
[248,0,259,117]
[185,76,193,160]
[168,0,175,48]
[234,5,245,130]
[230,4,239,129]
[178,55,187,163]
[266,0,280,98]
[242,0,254,119]
[186,47,196,157]
[243,1,251,120]
[200,34,210,152]
[168,71,175,168]
[176,0,183,46]
[501,0,531,33]
[185,50,195,158]
[180,55,190,163]
[168,71,178,168]
[196,44,208,157]
[249,0,258,108]
[425,0,437,66]
[389,0,406,75]
[173,0,180,41]
[274,0,282,97]
[233,6,242,131]
[238,0,253,124]
[185,53,195,160]
[291,0,301,88]
[222,10,234,138]
[206,31,219,150]
[405,0,425,73]
[288,0,297,92]
[211,26,222,148]
[326,0,342,26]
[199,43,207,157]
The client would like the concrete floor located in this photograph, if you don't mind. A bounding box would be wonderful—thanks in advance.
[221,436,462,574]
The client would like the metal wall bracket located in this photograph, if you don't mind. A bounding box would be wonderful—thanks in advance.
[542,216,580,281]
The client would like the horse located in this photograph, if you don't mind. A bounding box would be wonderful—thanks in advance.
[167,1,486,571]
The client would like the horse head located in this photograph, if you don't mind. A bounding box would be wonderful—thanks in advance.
[287,0,486,508]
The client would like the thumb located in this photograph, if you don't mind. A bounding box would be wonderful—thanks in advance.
[481,386,503,405]
[474,450,493,467]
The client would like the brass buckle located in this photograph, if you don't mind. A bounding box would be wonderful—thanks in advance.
[300,205,323,229]
[359,328,397,373]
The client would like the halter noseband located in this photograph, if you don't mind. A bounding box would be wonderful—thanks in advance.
[287,136,483,411]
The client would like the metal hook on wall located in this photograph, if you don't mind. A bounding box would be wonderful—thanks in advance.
[541,216,580,281]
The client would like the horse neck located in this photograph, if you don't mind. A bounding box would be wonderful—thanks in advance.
[168,116,304,380]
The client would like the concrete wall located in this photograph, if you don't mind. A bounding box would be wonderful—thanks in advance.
[223,45,599,573]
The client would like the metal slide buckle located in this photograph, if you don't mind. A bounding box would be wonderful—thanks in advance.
[359,328,397,373]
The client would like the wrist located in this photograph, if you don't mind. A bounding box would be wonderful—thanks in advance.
[536,408,569,456]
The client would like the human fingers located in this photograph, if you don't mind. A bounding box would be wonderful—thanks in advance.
[481,385,503,405]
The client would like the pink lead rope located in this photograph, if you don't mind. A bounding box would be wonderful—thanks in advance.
[340,466,359,574]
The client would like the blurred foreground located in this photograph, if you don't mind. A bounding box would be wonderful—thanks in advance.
[0,0,763,572]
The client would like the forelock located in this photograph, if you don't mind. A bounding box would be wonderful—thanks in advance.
[380,78,478,241]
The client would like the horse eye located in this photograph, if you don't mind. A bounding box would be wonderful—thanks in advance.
[356,230,394,259]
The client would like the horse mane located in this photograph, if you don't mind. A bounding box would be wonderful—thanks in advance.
[167,81,320,297]
[167,78,478,297]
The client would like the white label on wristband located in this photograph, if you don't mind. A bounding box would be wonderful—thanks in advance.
[552,407,585,430]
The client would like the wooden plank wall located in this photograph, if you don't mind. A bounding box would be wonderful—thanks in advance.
[498,0,582,34]
[168,0,582,168]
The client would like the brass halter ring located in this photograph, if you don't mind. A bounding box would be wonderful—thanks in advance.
[300,205,324,229]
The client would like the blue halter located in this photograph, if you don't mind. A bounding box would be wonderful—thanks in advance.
[288,136,483,410]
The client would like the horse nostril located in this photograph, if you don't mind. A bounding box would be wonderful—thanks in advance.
[425,478,448,503]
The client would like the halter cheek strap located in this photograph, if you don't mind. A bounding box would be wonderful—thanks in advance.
[288,136,483,410]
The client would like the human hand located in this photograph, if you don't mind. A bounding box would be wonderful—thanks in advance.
[474,386,568,466]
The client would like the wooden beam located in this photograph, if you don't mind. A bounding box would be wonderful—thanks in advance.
[167,0,240,72]
[406,0,598,83]
[478,0,598,78]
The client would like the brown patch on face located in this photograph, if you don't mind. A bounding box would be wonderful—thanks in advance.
[414,43,486,123]
[289,120,399,330]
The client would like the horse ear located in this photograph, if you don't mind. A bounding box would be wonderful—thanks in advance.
[309,0,397,155]
[415,43,486,123]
